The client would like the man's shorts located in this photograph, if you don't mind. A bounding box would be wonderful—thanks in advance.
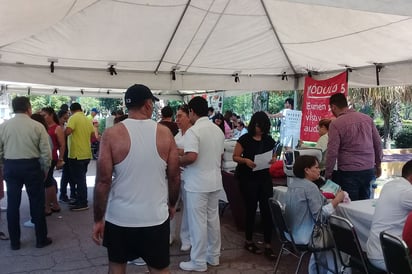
[103,219,170,270]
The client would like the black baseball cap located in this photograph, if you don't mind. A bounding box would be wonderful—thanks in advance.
[124,84,159,108]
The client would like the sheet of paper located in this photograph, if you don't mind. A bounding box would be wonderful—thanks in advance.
[253,150,273,171]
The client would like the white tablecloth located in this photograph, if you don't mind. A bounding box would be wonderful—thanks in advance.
[273,186,288,206]
[335,199,376,250]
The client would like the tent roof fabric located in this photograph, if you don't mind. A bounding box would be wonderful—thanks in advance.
[1,0,412,98]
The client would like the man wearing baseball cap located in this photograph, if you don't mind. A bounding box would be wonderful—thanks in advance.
[93,84,180,274]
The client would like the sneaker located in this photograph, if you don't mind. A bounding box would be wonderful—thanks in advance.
[180,243,191,252]
[59,195,69,203]
[127,257,146,266]
[23,220,35,228]
[68,199,77,206]
[207,257,219,266]
[179,261,207,272]
[70,204,89,211]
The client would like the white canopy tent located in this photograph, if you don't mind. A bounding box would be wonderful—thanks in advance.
[1,0,412,98]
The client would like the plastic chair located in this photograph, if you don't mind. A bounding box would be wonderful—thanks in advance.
[268,197,315,273]
[329,215,386,274]
[380,231,412,274]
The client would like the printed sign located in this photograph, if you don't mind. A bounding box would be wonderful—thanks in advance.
[300,72,348,142]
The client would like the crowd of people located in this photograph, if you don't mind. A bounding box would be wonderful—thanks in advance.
[1,86,411,274]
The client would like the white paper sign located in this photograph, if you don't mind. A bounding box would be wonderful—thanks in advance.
[253,150,273,171]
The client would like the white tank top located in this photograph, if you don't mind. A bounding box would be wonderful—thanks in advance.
[105,119,168,227]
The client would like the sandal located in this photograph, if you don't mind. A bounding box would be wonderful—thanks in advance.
[264,247,277,260]
[0,231,9,240]
[244,242,262,254]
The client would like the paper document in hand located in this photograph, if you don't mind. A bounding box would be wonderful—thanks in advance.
[253,150,273,171]
[320,179,340,195]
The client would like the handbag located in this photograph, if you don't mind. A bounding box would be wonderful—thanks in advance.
[308,209,335,252]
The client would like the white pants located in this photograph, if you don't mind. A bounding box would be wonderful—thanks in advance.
[186,190,221,265]
[179,187,190,246]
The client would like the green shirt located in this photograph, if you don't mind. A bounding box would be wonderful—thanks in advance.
[67,111,94,160]
[0,113,51,171]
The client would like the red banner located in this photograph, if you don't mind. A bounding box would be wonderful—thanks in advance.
[300,71,348,142]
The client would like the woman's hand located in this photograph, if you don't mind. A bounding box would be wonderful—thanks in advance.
[331,190,345,208]
[244,158,256,169]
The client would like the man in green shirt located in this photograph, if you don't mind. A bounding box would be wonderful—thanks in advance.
[0,96,52,250]
[65,103,94,211]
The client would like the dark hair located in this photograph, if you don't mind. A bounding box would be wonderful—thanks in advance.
[318,118,332,130]
[31,113,47,130]
[70,102,82,112]
[208,107,214,113]
[247,111,271,136]
[238,121,245,127]
[60,104,69,111]
[116,109,124,116]
[402,160,412,178]
[161,106,173,118]
[41,107,59,124]
[57,109,68,119]
[293,155,319,179]
[285,98,294,109]
[212,113,225,133]
[188,97,208,117]
[12,96,31,113]
[329,93,348,108]
[114,114,128,124]
[178,104,189,116]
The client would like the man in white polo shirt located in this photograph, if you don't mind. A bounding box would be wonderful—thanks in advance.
[179,96,225,272]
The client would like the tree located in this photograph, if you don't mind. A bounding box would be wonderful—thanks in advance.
[350,86,412,148]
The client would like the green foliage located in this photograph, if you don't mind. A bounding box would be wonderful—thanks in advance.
[77,97,101,114]
[268,91,294,113]
[99,98,123,115]
[222,94,253,121]
[394,126,412,148]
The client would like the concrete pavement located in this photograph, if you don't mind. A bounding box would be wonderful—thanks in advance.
[0,160,301,273]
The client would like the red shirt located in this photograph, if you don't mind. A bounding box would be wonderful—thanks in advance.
[403,212,412,256]
[47,124,59,161]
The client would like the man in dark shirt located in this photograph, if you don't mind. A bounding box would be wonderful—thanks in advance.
[159,105,179,136]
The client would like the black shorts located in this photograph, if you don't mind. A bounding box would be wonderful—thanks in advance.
[103,219,170,269]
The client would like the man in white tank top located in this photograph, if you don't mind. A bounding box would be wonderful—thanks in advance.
[178,97,225,272]
[92,84,180,274]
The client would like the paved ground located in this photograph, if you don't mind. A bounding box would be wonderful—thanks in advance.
[0,160,303,274]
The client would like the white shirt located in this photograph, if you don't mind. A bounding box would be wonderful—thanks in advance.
[366,177,412,260]
[105,119,168,227]
[183,117,225,192]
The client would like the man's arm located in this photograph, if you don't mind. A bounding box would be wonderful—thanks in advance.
[166,137,180,209]
[325,123,340,179]
[93,130,114,222]
[179,152,197,167]
[92,130,114,245]
[64,127,73,136]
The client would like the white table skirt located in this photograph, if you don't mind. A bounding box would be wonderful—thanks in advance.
[335,199,376,250]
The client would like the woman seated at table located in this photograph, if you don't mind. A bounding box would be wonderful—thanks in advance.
[285,155,345,274]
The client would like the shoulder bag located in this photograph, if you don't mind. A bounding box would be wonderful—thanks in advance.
[308,209,335,252]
